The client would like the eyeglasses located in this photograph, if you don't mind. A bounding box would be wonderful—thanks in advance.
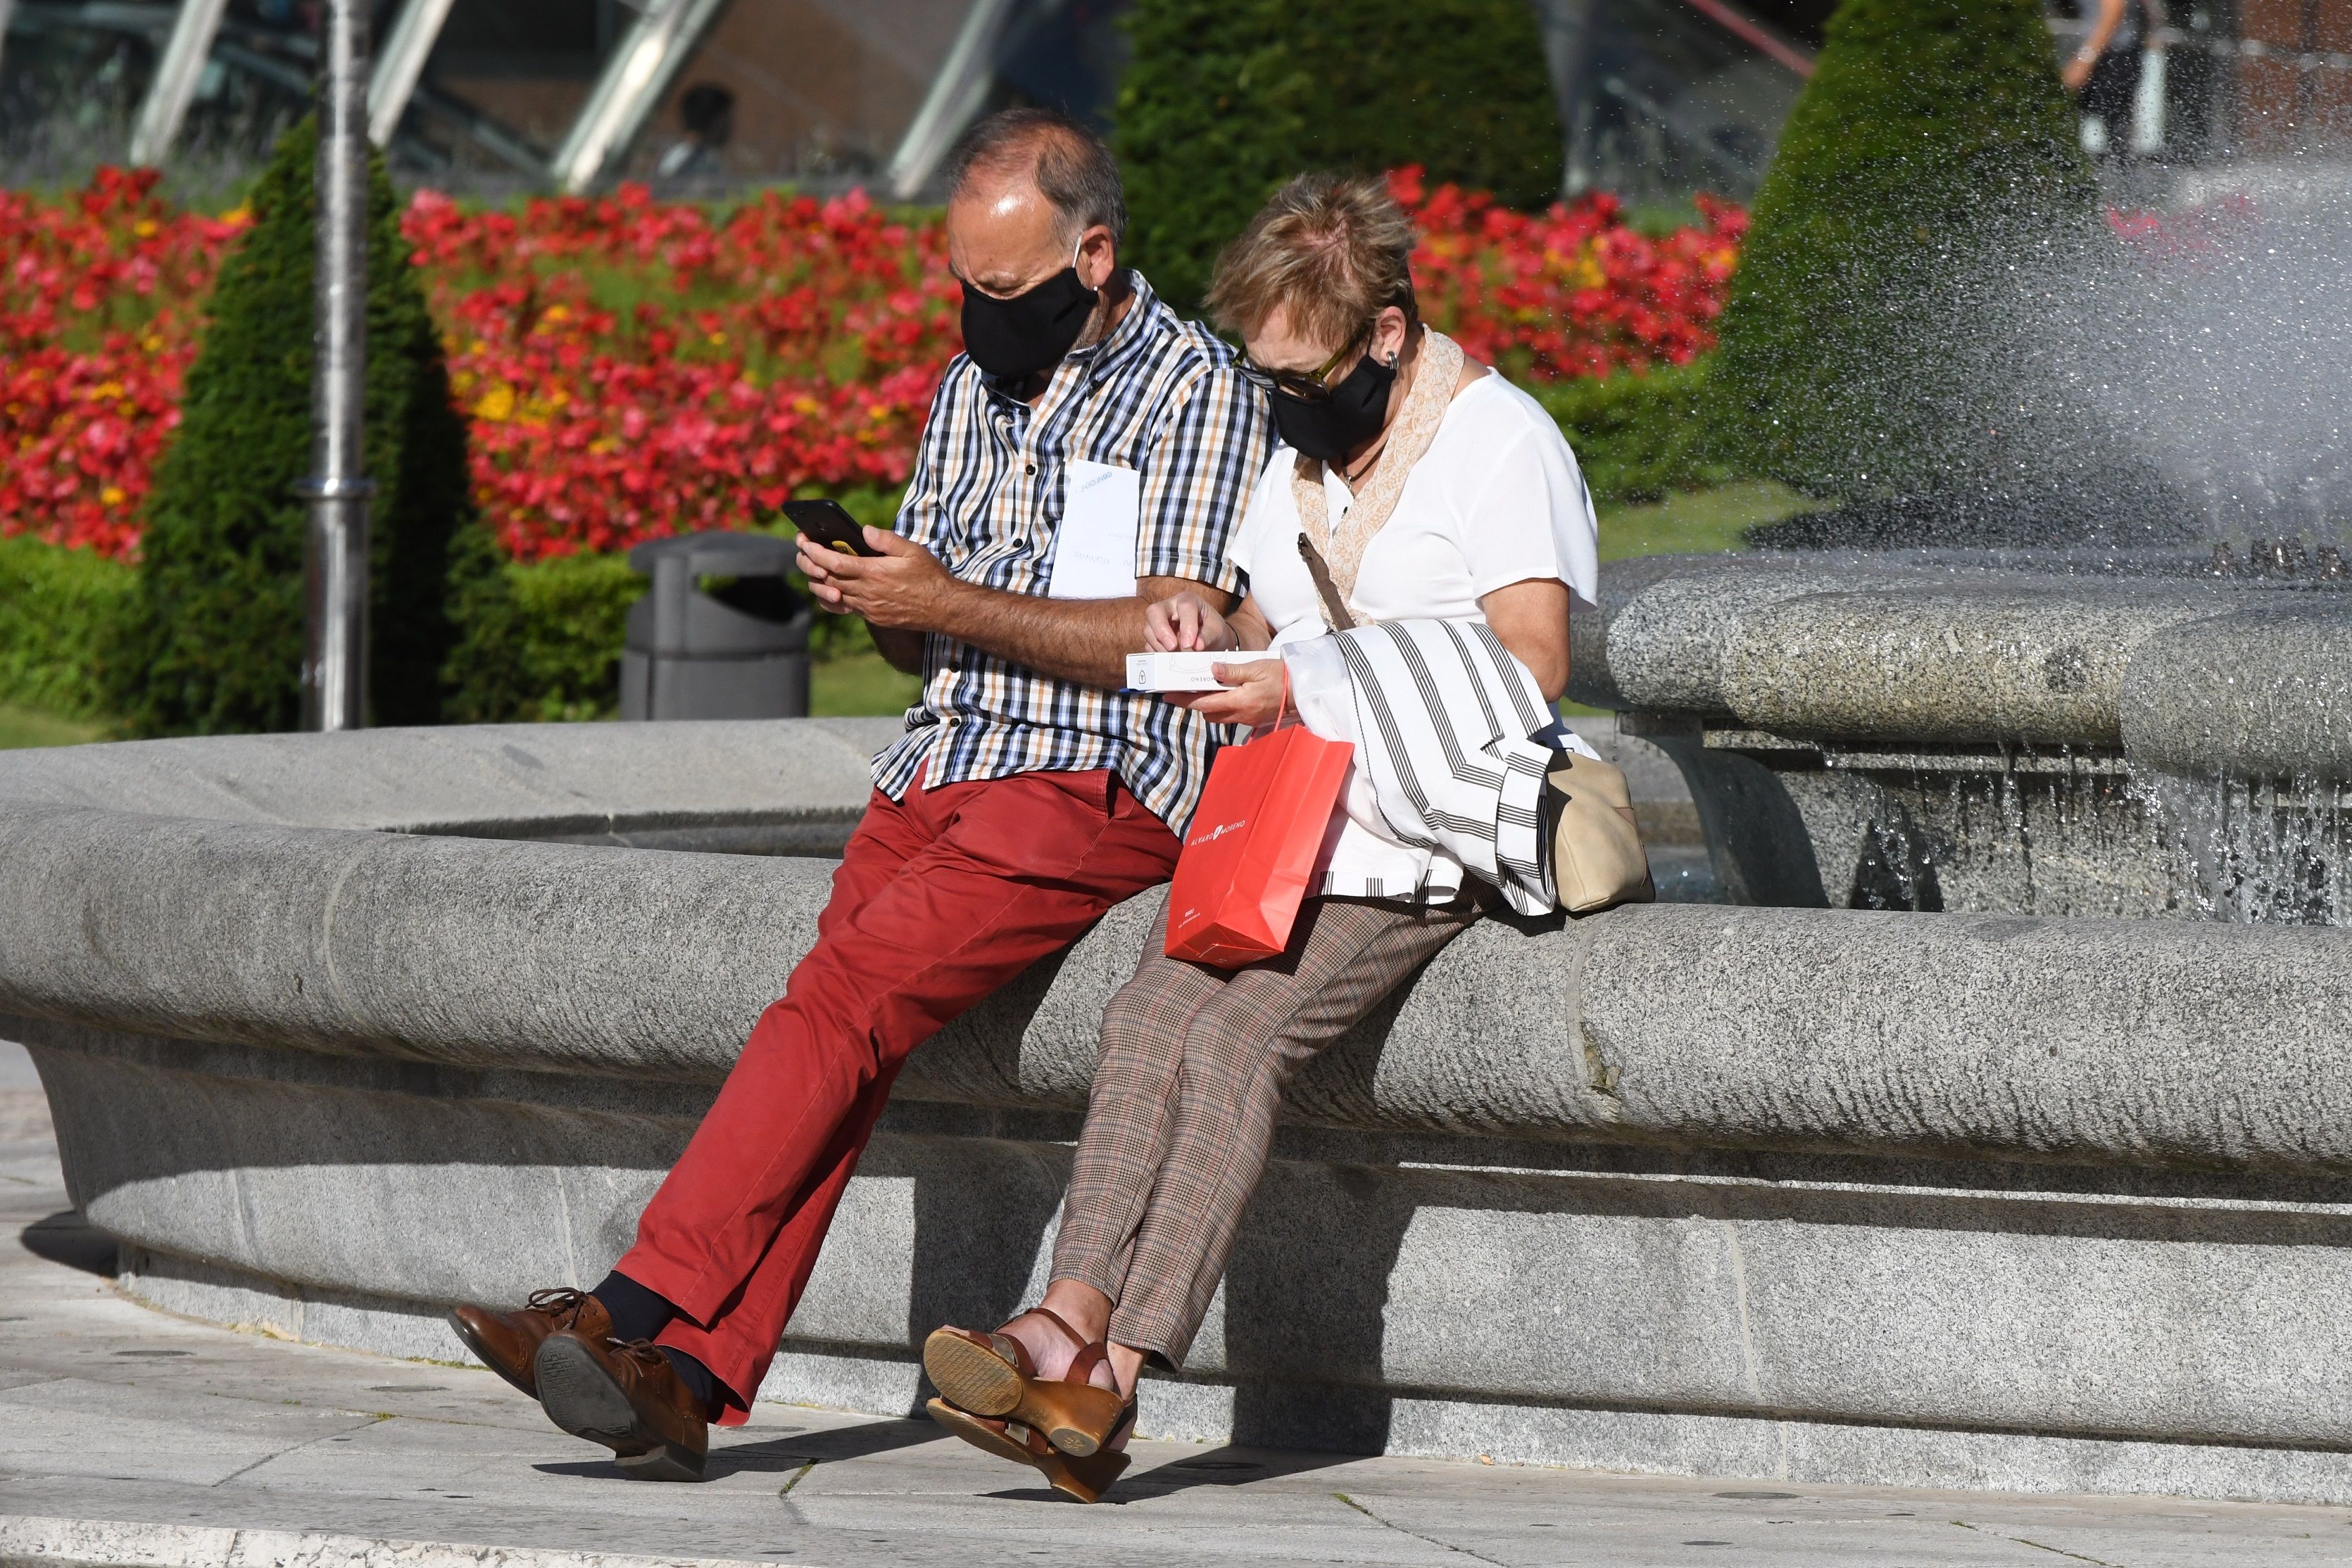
[1238,322,1372,403]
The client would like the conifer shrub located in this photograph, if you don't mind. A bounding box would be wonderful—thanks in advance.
[114,118,496,735]
[1706,0,2102,507]
[1114,0,1561,311]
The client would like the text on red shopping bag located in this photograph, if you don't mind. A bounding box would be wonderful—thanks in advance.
[1164,724,1352,968]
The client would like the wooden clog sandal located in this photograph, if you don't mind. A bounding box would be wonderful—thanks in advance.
[926,1397,1132,1505]
[1026,1339,1133,1458]
[925,1308,1133,1459]
[922,1313,1046,1419]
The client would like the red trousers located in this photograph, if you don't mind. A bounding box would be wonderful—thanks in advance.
[614,766,1180,1422]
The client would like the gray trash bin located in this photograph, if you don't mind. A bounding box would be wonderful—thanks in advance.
[620,531,812,721]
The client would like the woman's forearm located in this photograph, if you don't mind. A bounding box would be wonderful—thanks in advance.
[1231,597,1274,652]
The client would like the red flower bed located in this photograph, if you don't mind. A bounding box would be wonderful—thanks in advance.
[405,184,957,560]
[1395,167,1745,381]
[2,170,1744,564]
[0,167,248,557]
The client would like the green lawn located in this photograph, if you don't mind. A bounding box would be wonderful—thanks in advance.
[1595,481,1808,562]
[810,650,922,719]
[0,704,105,750]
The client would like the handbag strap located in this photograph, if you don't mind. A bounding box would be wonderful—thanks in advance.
[1296,532,1359,633]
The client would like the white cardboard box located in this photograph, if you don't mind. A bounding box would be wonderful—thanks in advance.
[1124,651,1278,692]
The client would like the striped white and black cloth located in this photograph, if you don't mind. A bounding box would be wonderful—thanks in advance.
[1283,618,1597,915]
[873,272,1273,835]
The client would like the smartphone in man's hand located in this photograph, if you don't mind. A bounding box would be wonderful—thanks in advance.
[783,498,885,558]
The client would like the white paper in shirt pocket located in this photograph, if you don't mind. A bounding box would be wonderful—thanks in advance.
[1048,459,1143,600]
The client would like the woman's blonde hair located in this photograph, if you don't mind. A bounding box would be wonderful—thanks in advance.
[1204,173,1419,350]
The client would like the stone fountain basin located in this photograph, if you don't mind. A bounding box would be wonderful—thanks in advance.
[1575,550,2352,761]
[7,721,2352,1503]
[1573,552,2352,915]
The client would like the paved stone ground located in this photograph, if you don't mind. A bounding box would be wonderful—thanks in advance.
[5,1047,2351,1568]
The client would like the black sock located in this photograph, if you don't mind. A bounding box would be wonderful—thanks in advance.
[658,1346,720,1417]
[591,1270,675,1343]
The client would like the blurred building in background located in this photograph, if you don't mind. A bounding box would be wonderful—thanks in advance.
[0,0,2344,198]
[1540,0,1823,201]
[2222,0,2352,154]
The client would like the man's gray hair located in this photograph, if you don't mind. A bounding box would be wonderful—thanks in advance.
[942,108,1127,246]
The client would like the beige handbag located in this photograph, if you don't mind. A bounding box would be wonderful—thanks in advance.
[1544,750,1656,913]
[1297,531,1654,915]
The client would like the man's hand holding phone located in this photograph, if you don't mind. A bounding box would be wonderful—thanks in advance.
[784,497,956,630]
[795,527,958,629]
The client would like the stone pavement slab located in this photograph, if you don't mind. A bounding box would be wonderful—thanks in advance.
[4,1051,2351,1567]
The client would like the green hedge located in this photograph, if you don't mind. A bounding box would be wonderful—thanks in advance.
[3,485,910,730]
[1706,0,2098,498]
[112,117,493,736]
[440,551,641,723]
[1114,0,1563,312]
[429,545,892,723]
[7,547,643,728]
[1532,359,1729,505]
[0,533,136,721]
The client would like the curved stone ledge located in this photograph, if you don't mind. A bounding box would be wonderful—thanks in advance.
[2119,602,2352,782]
[1571,554,2346,776]
[0,717,904,842]
[8,785,2352,1169]
[13,719,2352,1501]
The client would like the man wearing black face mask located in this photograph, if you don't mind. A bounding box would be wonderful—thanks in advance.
[443,108,1271,1481]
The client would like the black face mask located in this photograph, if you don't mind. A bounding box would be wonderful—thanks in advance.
[960,253,1100,384]
[1269,351,1397,462]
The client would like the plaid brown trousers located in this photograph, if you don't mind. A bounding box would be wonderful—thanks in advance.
[1048,892,1480,1366]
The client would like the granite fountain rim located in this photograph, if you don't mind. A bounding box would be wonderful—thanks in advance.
[7,719,2352,1175]
[1570,551,2352,776]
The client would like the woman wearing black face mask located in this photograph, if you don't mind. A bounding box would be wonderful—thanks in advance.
[1248,295,1406,481]
[919,172,1602,1503]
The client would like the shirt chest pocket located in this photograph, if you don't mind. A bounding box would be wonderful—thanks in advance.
[1048,459,1143,599]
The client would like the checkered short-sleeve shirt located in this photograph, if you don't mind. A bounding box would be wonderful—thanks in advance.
[871,272,1273,835]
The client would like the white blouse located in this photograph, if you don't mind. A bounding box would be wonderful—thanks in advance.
[1228,372,1600,644]
[1227,372,1602,902]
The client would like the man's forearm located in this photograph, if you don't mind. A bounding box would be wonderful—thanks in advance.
[924,576,1230,689]
[931,583,1150,688]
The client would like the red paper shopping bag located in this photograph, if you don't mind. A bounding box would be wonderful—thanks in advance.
[1164,723,1353,968]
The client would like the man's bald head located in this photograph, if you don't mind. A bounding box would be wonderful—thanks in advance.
[942,108,1126,250]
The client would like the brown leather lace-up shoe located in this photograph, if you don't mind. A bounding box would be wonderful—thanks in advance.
[446,1289,612,1398]
[533,1329,709,1481]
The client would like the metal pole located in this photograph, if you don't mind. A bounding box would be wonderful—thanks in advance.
[300,0,373,732]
